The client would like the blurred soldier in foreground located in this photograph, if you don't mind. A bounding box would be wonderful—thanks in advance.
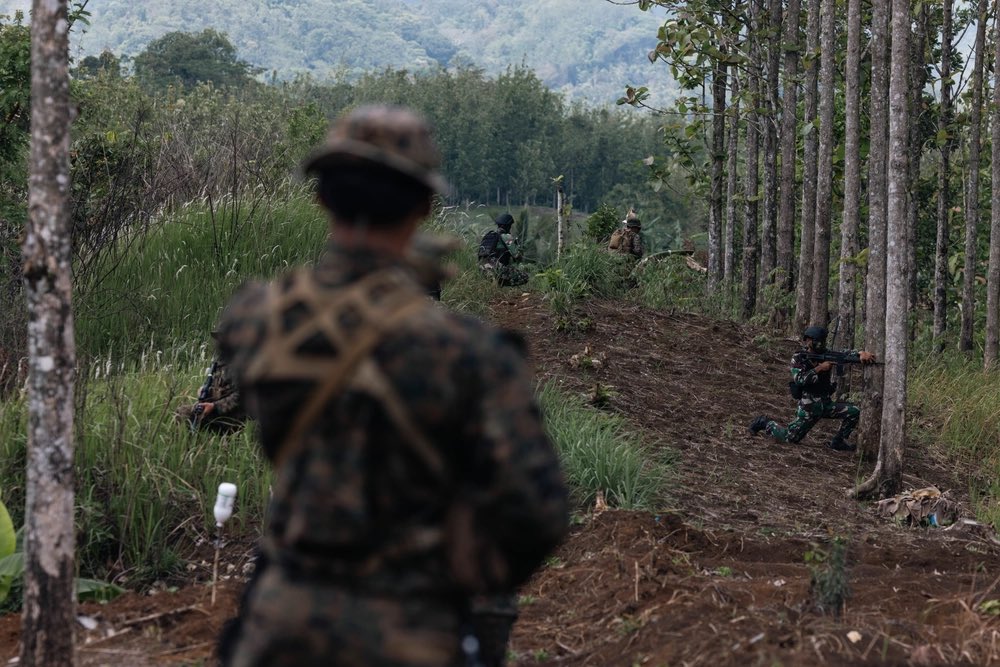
[477,213,529,287]
[216,105,569,667]
[175,333,246,434]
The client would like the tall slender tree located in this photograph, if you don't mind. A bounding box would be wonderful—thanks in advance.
[741,0,762,319]
[21,0,77,664]
[853,0,910,500]
[906,5,929,330]
[811,0,836,326]
[725,71,741,283]
[934,0,954,350]
[759,0,781,293]
[856,0,890,458]
[778,0,802,297]
[709,28,728,287]
[837,0,862,350]
[961,0,987,353]
[985,8,1000,368]
[795,0,822,331]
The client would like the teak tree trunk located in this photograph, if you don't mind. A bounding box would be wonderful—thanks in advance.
[724,71,741,284]
[759,0,781,293]
[20,0,77,665]
[985,5,1000,368]
[961,0,987,353]
[777,0,801,297]
[709,33,728,288]
[933,0,953,350]
[795,0,821,332]
[837,0,862,351]
[810,0,836,327]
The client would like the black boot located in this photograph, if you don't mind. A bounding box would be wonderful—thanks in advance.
[828,436,856,452]
[748,415,769,435]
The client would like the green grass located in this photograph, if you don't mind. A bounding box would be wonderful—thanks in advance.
[537,381,672,510]
[0,350,271,588]
[909,353,1000,527]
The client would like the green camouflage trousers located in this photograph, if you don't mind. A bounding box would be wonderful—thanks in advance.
[224,566,464,667]
[764,398,860,444]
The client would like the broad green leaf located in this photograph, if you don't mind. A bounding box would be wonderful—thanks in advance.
[0,497,14,560]
[0,552,24,604]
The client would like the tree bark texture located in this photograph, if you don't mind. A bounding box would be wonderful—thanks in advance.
[759,0,781,293]
[709,38,728,287]
[795,0,821,332]
[777,0,801,295]
[874,0,910,498]
[985,6,1000,368]
[725,73,741,284]
[856,0,890,460]
[961,0,987,353]
[933,0,953,349]
[742,65,761,320]
[810,0,836,327]
[837,0,862,350]
[21,0,77,665]
[906,5,928,332]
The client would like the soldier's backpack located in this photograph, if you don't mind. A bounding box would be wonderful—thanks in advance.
[477,230,501,261]
[608,228,624,250]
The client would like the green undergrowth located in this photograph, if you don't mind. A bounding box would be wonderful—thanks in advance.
[537,381,673,510]
[0,351,272,592]
[910,354,1000,528]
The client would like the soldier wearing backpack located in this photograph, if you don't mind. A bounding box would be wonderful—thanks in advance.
[478,213,529,286]
[608,210,643,260]
[216,106,568,667]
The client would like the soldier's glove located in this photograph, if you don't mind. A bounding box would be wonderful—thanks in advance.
[859,351,876,364]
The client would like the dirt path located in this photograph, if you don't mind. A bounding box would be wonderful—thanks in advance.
[490,294,1000,666]
[1,294,999,666]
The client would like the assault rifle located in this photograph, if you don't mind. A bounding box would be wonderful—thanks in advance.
[803,350,882,370]
[189,360,219,431]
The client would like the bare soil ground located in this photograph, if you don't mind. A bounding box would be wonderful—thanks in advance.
[3,294,1000,666]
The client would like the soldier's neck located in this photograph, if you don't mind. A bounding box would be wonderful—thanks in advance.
[329,217,421,258]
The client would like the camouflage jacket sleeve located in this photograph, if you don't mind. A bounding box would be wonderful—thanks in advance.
[790,351,819,387]
[211,363,241,414]
[501,233,522,262]
[460,330,569,588]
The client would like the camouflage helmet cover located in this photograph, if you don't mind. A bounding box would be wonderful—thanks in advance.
[303,105,449,194]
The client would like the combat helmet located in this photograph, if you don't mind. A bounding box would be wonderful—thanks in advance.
[625,212,641,229]
[495,212,515,230]
[302,105,449,194]
[803,325,828,350]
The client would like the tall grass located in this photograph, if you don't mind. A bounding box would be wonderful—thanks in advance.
[537,381,673,510]
[909,354,1000,527]
[0,348,271,587]
[76,187,329,358]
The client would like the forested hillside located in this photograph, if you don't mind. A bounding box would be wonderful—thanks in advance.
[7,0,675,107]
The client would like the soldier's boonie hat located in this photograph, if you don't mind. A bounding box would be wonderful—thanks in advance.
[495,213,514,229]
[625,211,641,228]
[803,325,828,341]
[303,105,449,194]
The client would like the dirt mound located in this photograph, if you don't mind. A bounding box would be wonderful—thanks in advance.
[3,295,1000,666]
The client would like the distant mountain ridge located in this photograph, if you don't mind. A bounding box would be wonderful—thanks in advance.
[8,0,676,107]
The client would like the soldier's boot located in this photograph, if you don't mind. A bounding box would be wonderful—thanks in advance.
[828,435,857,452]
[748,415,770,436]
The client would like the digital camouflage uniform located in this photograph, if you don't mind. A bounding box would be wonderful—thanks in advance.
[216,242,568,666]
[175,359,246,434]
[759,348,860,446]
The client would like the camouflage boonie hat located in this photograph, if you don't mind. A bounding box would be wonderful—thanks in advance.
[303,105,449,194]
